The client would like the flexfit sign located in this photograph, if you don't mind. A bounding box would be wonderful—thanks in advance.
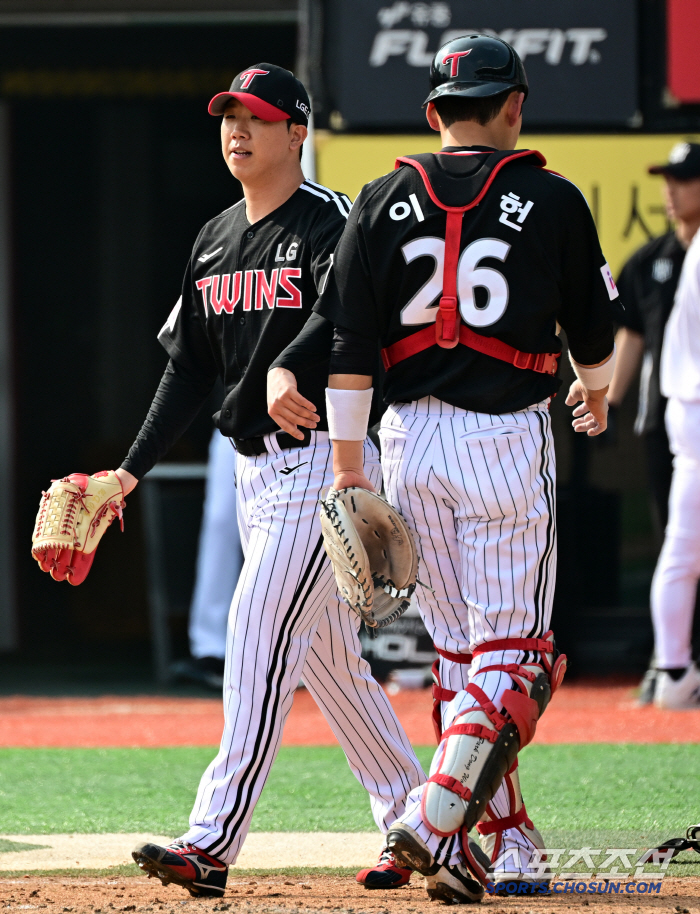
[323,0,637,128]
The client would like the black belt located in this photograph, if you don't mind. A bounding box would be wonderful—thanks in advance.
[233,427,313,457]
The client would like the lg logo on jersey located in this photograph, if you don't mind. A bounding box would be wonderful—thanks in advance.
[195,269,302,315]
[401,236,511,328]
[275,241,299,262]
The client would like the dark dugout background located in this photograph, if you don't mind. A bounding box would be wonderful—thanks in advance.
[6,23,294,670]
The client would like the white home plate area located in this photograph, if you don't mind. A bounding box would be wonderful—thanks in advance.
[0,833,384,871]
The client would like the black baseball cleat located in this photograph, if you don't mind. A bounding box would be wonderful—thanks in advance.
[170,656,225,691]
[132,840,228,897]
[356,847,413,889]
[386,823,484,904]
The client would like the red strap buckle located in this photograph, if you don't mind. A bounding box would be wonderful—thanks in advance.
[513,350,559,375]
[435,296,460,349]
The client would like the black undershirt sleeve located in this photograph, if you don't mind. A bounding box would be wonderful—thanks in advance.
[269,312,334,375]
[121,358,215,480]
[330,324,377,376]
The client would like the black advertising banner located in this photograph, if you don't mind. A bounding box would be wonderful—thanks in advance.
[323,0,638,128]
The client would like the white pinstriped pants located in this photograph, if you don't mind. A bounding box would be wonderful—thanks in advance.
[180,431,425,865]
[379,397,557,858]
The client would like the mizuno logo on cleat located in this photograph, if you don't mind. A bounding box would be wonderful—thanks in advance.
[280,462,308,476]
[183,855,226,877]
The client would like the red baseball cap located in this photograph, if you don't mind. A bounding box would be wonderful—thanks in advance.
[208,62,311,125]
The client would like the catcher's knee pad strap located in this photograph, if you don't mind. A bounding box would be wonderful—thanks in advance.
[430,649,473,742]
[477,805,533,836]
[421,633,566,838]
[431,659,457,743]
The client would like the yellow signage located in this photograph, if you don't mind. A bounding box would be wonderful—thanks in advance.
[316,133,700,277]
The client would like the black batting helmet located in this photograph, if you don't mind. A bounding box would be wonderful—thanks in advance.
[423,34,528,107]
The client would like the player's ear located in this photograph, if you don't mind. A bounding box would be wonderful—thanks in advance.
[505,91,525,127]
[425,102,441,133]
[289,123,307,154]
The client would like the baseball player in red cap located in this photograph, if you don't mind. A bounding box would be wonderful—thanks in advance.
[83,62,427,897]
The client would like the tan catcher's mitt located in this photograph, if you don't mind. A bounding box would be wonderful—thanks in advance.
[31,471,126,585]
[319,487,418,631]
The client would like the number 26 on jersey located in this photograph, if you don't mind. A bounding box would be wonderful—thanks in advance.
[401,236,511,329]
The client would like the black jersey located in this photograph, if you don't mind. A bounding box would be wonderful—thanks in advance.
[316,146,616,415]
[158,180,352,440]
[615,231,686,435]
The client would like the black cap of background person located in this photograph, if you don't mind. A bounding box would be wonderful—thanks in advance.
[648,142,700,180]
[208,62,310,126]
[423,34,528,107]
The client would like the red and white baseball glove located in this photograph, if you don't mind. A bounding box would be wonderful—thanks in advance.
[31,470,125,585]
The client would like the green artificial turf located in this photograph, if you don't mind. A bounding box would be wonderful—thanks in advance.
[0,744,699,875]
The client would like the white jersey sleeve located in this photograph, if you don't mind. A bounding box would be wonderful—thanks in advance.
[661,229,700,402]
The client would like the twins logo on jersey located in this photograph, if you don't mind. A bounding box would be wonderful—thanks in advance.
[195,269,302,315]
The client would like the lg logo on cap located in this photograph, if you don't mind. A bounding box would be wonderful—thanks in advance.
[296,99,310,117]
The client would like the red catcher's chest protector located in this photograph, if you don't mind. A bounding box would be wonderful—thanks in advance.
[380,150,560,377]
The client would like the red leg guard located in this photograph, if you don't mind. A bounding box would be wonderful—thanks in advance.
[422,633,566,836]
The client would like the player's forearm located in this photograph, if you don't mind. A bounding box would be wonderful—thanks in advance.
[121,359,214,480]
[332,439,366,476]
[328,373,373,391]
[607,328,644,406]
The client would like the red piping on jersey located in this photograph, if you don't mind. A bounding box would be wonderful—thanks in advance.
[394,149,544,215]
[382,150,559,375]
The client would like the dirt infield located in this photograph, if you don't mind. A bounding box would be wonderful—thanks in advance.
[0,875,698,914]
[2,681,700,747]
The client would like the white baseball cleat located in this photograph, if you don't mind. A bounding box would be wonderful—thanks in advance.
[654,663,700,709]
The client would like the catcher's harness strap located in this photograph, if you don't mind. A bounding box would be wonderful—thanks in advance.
[426,631,567,797]
[381,152,559,377]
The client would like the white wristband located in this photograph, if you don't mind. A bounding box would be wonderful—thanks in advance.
[569,344,616,390]
[326,387,373,441]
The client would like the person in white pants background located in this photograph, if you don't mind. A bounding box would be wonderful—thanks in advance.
[172,430,243,691]
[653,214,700,709]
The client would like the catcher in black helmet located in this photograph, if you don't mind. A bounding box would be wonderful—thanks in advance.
[272,33,617,902]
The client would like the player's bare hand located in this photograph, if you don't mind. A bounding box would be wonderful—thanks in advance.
[115,467,139,495]
[267,367,319,440]
[565,380,608,437]
[332,470,375,493]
